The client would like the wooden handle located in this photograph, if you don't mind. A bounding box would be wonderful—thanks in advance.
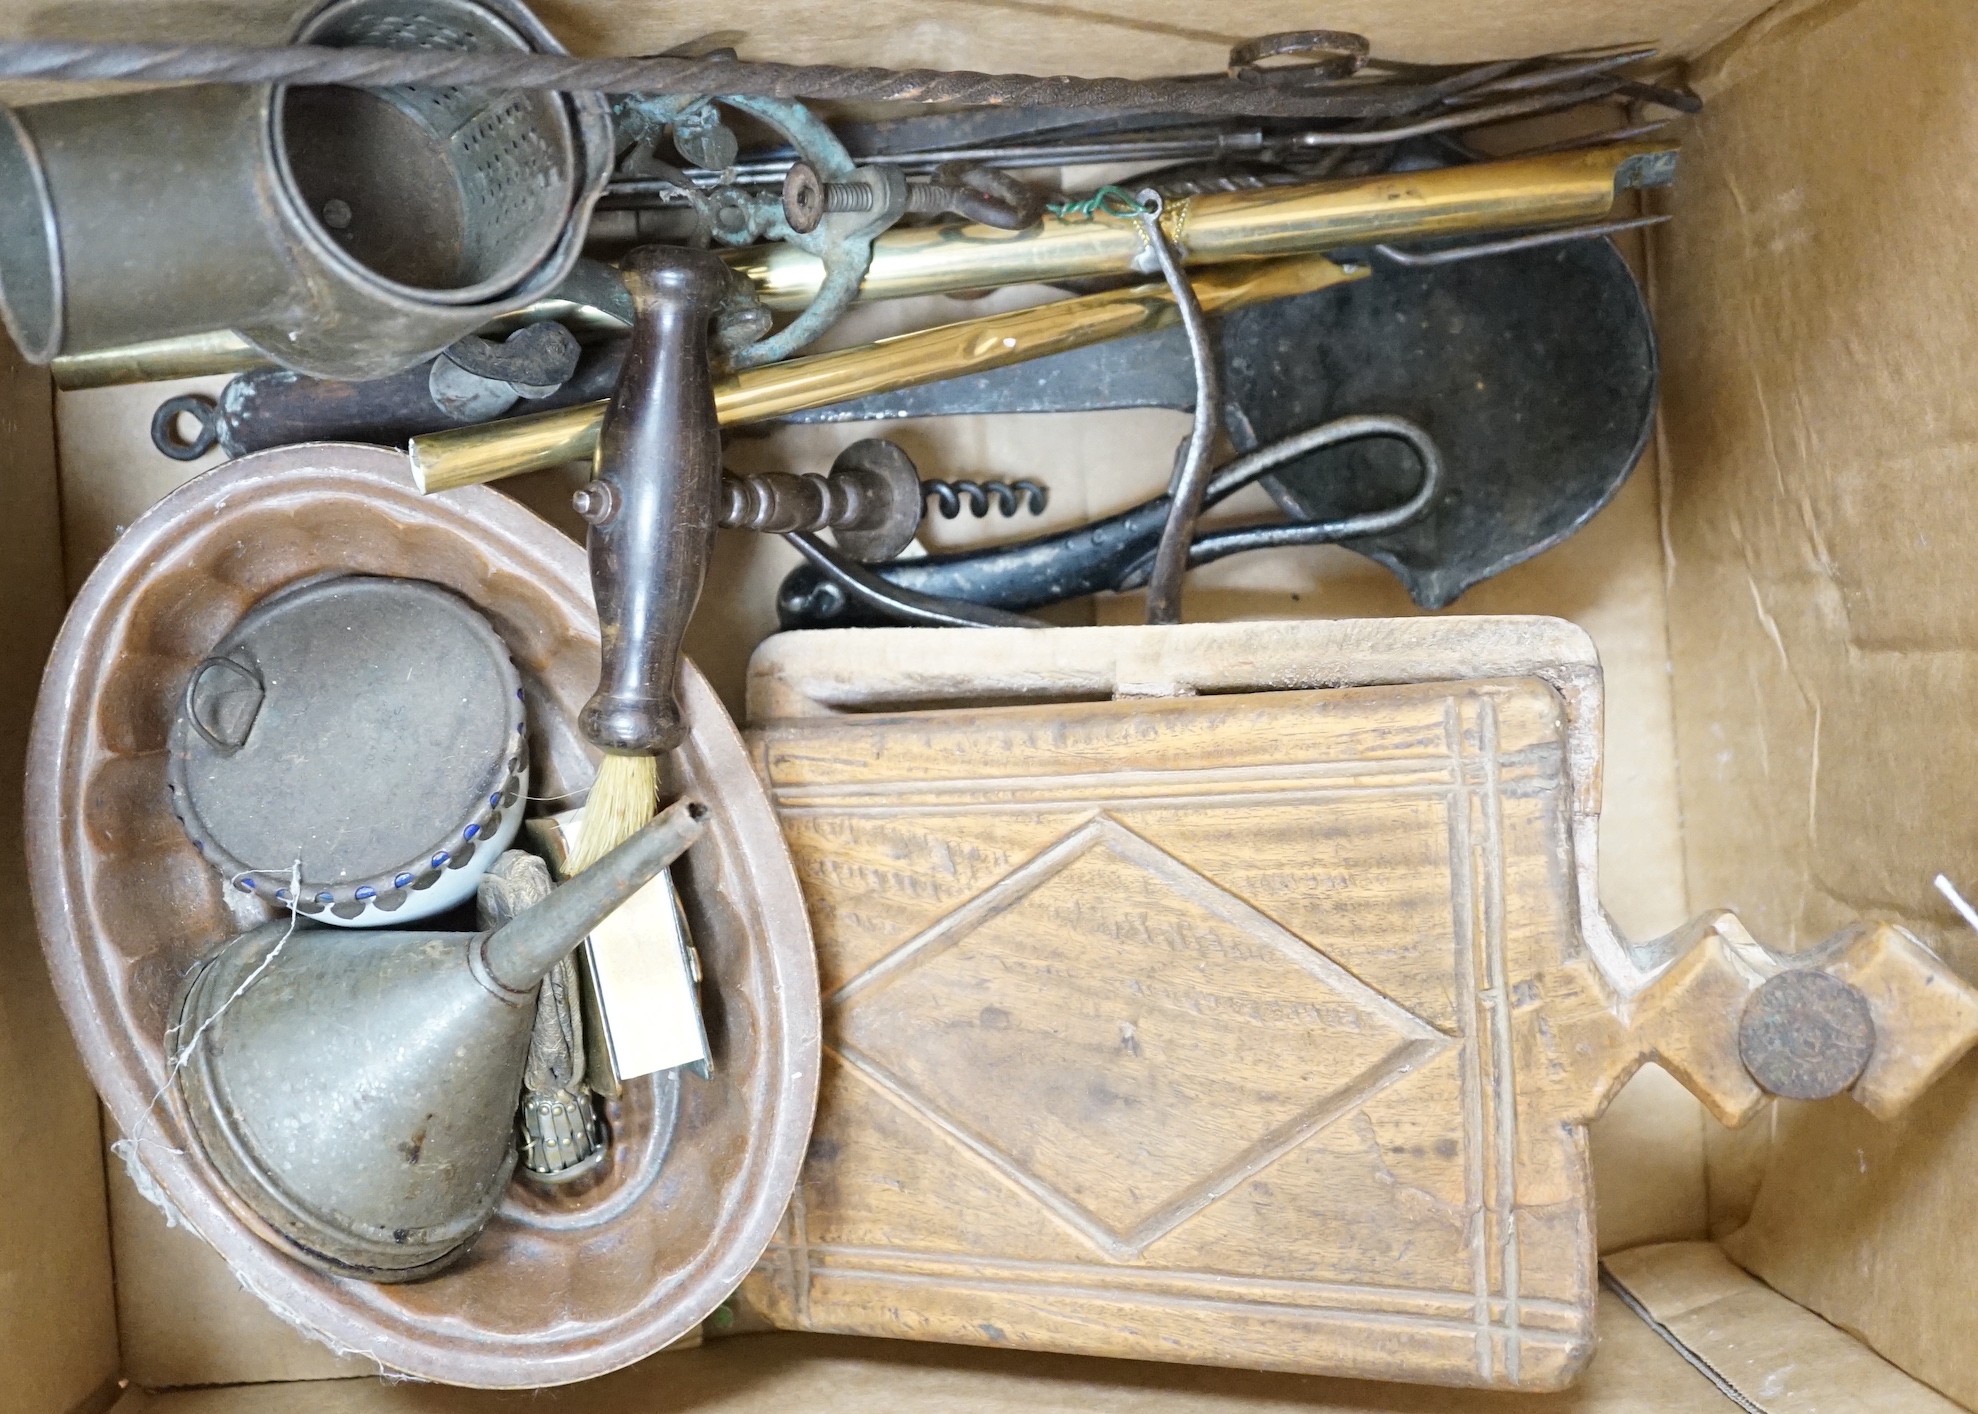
[1550,914,1978,1127]
[577,246,730,756]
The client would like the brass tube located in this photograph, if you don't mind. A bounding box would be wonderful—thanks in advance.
[412,253,1364,493]
[54,142,1670,391]
[731,142,1674,310]
[49,297,632,390]
[51,330,263,389]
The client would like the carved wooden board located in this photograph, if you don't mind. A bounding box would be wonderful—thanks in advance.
[739,621,1978,1392]
[744,677,1600,1387]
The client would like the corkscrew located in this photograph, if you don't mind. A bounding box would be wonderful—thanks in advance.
[709,442,1052,565]
[715,439,924,564]
[775,413,1447,628]
[921,478,1049,521]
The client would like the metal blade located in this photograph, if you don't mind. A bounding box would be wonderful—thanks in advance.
[776,234,1656,617]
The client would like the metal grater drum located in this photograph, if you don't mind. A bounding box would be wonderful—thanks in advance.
[0,0,608,378]
[281,0,580,306]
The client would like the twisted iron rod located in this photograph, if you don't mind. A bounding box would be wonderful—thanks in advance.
[0,39,1468,119]
[0,40,1424,118]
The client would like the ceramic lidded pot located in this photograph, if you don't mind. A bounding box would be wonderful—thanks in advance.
[167,574,529,926]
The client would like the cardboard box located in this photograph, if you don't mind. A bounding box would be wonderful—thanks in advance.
[6,0,1976,1408]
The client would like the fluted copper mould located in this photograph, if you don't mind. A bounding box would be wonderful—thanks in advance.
[26,442,818,1385]
[50,140,1672,390]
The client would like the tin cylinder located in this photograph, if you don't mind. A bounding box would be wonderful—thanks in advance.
[0,0,609,379]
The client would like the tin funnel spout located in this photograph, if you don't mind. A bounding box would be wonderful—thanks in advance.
[482,797,706,995]
[174,795,710,1283]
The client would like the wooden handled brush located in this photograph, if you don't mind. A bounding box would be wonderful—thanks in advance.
[568,246,730,870]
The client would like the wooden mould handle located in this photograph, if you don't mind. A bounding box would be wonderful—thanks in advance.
[1552,914,1978,1128]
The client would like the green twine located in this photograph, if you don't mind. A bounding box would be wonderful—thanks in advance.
[1046,184,1147,222]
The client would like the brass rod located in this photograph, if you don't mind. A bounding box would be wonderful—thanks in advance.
[52,142,1671,391]
[732,142,1674,309]
[51,331,263,390]
[412,254,1365,493]
[47,298,632,390]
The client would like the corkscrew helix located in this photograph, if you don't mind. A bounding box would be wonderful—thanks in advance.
[921,478,1049,520]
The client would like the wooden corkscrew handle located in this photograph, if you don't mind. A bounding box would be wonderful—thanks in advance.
[576,246,730,756]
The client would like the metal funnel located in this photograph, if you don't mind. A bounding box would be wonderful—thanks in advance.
[174,799,705,1281]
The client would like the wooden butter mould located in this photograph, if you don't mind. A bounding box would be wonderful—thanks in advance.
[739,620,1978,1391]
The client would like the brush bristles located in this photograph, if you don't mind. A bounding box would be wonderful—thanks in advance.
[568,752,659,873]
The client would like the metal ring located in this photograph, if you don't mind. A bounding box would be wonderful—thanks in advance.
[151,393,220,461]
[1113,414,1446,589]
[183,654,265,753]
[933,162,1046,230]
[1228,30,1370,83]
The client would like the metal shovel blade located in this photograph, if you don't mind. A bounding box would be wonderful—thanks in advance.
[1226,236,1656,608]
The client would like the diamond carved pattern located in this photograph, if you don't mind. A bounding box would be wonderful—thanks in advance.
[829,814,1450,1258]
